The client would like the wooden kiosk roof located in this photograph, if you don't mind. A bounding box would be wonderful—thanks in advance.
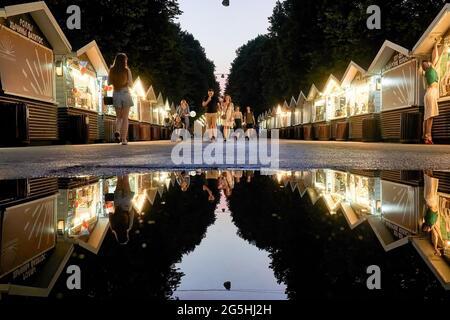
[0,1,71,54]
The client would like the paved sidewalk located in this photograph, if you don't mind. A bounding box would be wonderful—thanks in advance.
[0,140,449,178]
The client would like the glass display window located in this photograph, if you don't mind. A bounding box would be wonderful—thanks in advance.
[313,99,326,122]
[67,58,100,112]
[438,37,450,99]
[346,78,371,116]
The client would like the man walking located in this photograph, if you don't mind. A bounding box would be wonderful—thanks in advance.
[202,88,219,141]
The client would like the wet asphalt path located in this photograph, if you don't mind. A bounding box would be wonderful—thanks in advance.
[0,140,449,178]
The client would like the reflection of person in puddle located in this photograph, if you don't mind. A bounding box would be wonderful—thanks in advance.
[176,171,191,192]
[109,176,135,245]
[202,171,219,202]
[423,170,443,256]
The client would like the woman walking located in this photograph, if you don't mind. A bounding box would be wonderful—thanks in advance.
[243,106,256,139]
[177,99,190,132]
[222,95,234,141]
[233,105,243,139]
[422,41,441,144]
[108,53,134,145]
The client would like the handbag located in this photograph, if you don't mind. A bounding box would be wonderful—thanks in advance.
[103,96,114,106]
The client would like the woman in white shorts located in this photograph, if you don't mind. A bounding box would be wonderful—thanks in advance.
[108,53,134,145]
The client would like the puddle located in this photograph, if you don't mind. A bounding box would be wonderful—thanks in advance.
[0,170,450,301]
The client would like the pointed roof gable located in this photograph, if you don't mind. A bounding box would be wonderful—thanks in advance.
[322,74,341,95]
[307,84,320,101]
[76,41,108,77]
[368,40,410,74]
[289,96,297,109]
[413,4,450,56]
[341,61,367,88]
[132,77,146,98]
[146,86,157,103]
[2,1,71,54]
[156,93,164,107]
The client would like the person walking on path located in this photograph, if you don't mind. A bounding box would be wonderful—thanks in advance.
[108,53,134,145]
[243,106,256,139]
[222,95,235,141]
[202,88,220,141]
[233,105,243,140]
[177,99,191,132]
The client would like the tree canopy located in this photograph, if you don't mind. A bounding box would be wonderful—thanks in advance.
[226,0,447,116]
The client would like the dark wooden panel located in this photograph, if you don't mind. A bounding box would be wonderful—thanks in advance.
[29,178,59,198]
[312,121,327,140]
[380,170,423,186]
[349,170,380,178]
[433,171,450,194]
[58,177,100,190]
[380,107,419,142]
[58,107,99,142]
[28,104,58,141]
[434,100,450,143]
[349,113,374,141]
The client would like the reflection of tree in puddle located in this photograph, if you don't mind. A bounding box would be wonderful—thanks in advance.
[52,174,219,300]
[229,172,450,300]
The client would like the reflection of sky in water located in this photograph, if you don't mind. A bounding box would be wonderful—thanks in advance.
[173,191,287,300]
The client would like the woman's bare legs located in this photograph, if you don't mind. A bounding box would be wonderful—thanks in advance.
[121,106,131,143]
[424,118,434,143]
[224,126,230,141]
[115,107,123,134]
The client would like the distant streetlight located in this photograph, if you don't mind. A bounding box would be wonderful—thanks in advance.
[222,0,230,7]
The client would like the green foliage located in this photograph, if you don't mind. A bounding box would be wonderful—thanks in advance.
[227,0,446,116]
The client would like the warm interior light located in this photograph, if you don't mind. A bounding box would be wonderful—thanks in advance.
[55,60,63,77]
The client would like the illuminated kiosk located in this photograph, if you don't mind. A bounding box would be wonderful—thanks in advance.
[322,74,345,141]
[339,171,381,229]
[56,40,108,144]
[56,177,110,255]
[152,92,165,140]
[367,171,424,251]
[303,84,319,140]
[0,2,72,146]
[128,77,146,141]
[0,179,73,297]
[293,92,306,139]
[286,96,296,139]
[340,61,380,141]
[412,4,450,144]
[146,85,158,141]
[412,171,450,290]
[368,40,424,142]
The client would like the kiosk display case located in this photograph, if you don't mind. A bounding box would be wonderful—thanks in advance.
[0,2,72,145]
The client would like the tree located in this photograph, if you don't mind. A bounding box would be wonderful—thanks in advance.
[227,0,446,117]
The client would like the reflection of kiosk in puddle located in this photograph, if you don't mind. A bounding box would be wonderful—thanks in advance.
[57,177,108,254]
[340,172,381,229]
[368,172,424,251]
[0,179,73,297]
[412,4,450,143]
[310,169,347,212]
